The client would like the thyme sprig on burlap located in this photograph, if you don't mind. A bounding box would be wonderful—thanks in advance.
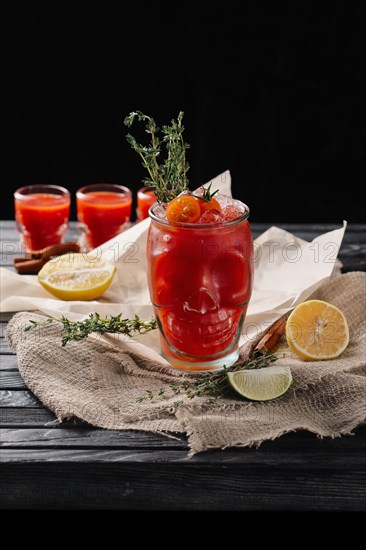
[137,352,280,406]
[25,313,157,346]
[124,110,190,203]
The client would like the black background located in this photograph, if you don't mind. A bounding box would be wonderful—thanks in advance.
[3,2,365,223]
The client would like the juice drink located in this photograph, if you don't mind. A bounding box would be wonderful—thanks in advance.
[137,186,156,221]
[14,185,70,252]
[76,185,132,249]
[147,201,253,371]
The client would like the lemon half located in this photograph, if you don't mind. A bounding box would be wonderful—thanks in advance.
[38,253,116,301]
[286,300,349,361]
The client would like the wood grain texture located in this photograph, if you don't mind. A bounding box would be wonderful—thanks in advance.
[0,371,25,389]
[0,314,13,323]
[0,356,19,371]
[0,407,63,426]
[0,339,14,354]
[1,460,365,510]
[0,428,186,448]
[4,426,366,461]
[0,390,42,407]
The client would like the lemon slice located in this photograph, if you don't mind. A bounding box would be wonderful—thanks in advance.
[38,253,116,301]
[286,300,349,361]
[227,366,292,401]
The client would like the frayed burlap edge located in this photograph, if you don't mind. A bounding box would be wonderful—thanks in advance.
[6,272,366,453]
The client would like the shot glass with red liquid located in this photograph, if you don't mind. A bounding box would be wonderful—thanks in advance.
[147,197,253,371]
[14,184,70,252]
[76,184,132,249]
[136,185,156,222]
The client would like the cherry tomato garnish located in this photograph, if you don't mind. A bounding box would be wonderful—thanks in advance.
[166,195,201,223]
[198,197,221,214]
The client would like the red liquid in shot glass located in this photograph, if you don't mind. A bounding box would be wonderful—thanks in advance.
[14,187,70,252]
[137,186,156,221]
[76,187,132,248]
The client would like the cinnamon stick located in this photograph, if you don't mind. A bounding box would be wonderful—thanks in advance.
[253,316,287,356]
[14,258,48,274]
[34,241,80,259]
[13,241,81,274]
[14,241,80,263]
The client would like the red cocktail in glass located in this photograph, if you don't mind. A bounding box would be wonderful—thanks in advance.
[76,184,132,249]
[14,184,70,252]
[147,199,253,371]
[136,186,156,222]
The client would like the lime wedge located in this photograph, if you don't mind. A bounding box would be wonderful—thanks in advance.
[227,366,292,401]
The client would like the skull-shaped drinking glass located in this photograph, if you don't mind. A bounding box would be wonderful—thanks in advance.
[147,204,253,371]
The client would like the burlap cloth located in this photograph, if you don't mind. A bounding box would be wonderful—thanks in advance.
[6,271,366,454]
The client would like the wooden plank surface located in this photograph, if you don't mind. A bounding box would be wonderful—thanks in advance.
[0,427,186,448]
[1,221,365,510]
[0,340,14,354]
[0,407,70,426]
[0,371,26,389]
[4,424,366,458]
[0,356,18,371]
[1,424,365,451]
[0,390,42,407]
[1,456,365,510]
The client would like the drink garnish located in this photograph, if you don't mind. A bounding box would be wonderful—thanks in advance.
[124,111,190,203]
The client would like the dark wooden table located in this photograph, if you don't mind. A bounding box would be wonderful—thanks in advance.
[1,221,366,510]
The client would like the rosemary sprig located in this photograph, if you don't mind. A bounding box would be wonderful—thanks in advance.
[124,110,190,203]
[25,313,157,346]
[137,352,281,406]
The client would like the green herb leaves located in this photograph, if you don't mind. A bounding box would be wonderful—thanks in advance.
[124,111,190,203]
[137,352,281,406]
[25,313,157,346]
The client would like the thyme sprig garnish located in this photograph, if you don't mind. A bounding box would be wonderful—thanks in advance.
[137,352,281,406]
[124,110,190,203]
[25,313,157,346]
